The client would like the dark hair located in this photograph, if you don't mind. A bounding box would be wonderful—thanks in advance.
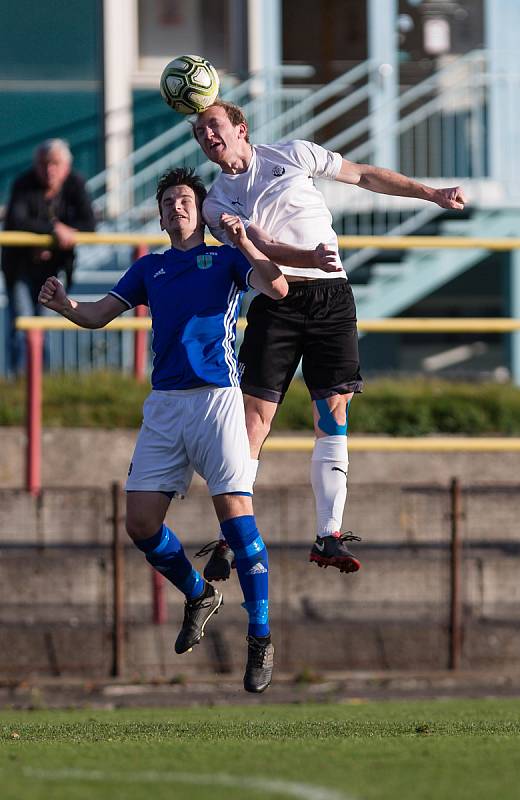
[156,167,207,211]
[192,99,250,143]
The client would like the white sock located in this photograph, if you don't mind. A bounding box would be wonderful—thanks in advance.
[310,436,348,537]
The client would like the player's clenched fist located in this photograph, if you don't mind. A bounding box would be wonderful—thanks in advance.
[314,243,343,272]
[38,276,67,312]
[435,186,467,210]
[220,213,247,246]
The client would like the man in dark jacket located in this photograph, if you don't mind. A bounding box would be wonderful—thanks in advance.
[2,138,95,374]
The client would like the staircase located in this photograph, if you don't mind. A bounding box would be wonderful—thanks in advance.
[352,208,519,321]
[9,49,513,376]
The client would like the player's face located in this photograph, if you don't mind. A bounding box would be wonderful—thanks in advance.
[35,149,71,193]
[194,106,246,164]
[159,185,202,238]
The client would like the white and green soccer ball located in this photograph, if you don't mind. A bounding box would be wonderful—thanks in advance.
[160,54,220,115]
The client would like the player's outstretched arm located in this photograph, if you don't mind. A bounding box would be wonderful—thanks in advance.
[38,276,126,328]
[336,159,466,210]
[220,214,288,300]
[246,223,343,271]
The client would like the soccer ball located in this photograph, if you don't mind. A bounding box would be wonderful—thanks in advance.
[160,55,220,115]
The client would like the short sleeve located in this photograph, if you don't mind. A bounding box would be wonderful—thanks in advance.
[289,140,342,180]
[203,196,251,246]
[223,246,253,290]
[109,257,149,309]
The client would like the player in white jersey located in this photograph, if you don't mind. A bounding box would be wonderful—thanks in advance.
[193,100,467,578]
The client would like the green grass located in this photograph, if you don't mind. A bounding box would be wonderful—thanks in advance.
[1,700,520,799]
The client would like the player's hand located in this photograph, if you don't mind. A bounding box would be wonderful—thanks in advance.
[314,243,342,272]
[435,186,466,211]
[38,276,67,312]
[220,213,247,246]
[53,220,77,249]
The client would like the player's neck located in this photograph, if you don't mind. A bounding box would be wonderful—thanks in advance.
[169,229,205,251]
[220,143,252,175]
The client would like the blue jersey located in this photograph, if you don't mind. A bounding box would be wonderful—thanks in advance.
[110,243,253,390]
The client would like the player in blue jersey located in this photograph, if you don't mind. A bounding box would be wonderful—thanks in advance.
[38,166,330,692]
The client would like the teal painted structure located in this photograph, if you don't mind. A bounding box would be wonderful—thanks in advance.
[0,0,104,202]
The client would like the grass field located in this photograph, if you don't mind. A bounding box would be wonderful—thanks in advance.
[1,699,520,800]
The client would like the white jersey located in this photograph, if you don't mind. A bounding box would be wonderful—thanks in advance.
[203,140,347,279]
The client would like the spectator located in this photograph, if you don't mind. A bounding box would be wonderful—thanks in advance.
[1,139,95,375]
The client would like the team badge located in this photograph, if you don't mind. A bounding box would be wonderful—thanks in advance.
[272,166,285,177]
[196,255,213,270]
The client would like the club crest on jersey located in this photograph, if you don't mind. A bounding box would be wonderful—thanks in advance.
[196,254,213,270]
[272,166,285,177]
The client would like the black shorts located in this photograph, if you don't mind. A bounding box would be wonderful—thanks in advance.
[239,278,363,404]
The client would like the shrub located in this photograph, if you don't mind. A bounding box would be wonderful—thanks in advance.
[2,372,520,434]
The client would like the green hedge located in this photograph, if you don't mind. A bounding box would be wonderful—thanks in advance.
[1,372,520,434]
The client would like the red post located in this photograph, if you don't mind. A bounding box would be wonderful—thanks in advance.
[26,329,43,495]
[152,570,167,624]
[133,244,149,382]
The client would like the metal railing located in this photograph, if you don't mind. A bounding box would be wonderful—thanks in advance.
[3,228,520,493]
[76,50,503,279]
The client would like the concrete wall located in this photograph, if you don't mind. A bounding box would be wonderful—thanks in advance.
[2,427,520,488]
[1,445,519,678]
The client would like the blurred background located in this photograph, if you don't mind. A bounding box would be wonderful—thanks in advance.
[1,0,520,379]
[1,0,520,686]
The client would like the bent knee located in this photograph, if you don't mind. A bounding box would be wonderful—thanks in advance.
[125,515,159,542]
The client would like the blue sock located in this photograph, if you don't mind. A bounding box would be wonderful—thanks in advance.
[134,525,205,600]
[220,515,269,638]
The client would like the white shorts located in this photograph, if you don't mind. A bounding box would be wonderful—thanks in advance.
[125,386,252,497]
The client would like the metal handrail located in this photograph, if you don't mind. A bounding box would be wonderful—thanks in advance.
[15,317,520,334]
[4,231,520,250]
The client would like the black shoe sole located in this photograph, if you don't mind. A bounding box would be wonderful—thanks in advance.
[204,567,231,582]
[244,678,272,694]
[309,553,361,574]
[175,592,224,654]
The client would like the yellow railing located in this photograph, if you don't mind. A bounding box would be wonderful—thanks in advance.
[9,230,520,493]
[16,316,520,333]
[3,231,520,250]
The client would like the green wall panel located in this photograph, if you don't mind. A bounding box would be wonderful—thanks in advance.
[0,0,102,80]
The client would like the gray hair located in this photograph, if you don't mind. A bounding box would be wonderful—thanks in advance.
[34,138,72,164]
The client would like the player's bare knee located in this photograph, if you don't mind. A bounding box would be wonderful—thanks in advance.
[125,508,165,542]
[125,515,153,542]
[313,394,353,437]
[213,492,253,522]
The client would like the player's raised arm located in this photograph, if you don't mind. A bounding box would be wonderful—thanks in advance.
[38,276,126,329]
[220,214,288,300]
[335,159,466,210]
[245,222,343,272]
